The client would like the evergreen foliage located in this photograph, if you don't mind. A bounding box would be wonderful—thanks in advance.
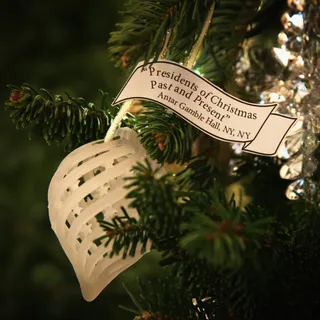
[108,0,220,69]
[196,0,262,88]
[119,159,320,319]
[5,84,114,150]
[136,104,200,164]
[4,0,320,319]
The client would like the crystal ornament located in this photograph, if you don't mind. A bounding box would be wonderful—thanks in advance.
[265,1,319,199]
[302,131,319,153]
[282,12,304,32]
[231,0,320,200]
[301,75,320,134]
[280,153,318,180]
[261,78,311,116]
[272,48,292,67]
[303,156,318,177]
[259,0,317,117]
[287,0,305,12]
[48,128,163,301]
[192,297,216,319]
[305,110,320,134]
[280,154,303,180]
[277,128,303,159]
[286,179,306,200]
[229,158,245,176]
[285,178,316,201]
[277,31,288,46]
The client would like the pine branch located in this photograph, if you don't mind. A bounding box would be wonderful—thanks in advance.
[247,0,287,40]
[135,104,200,164]
[123,160,273,273]
[103,160,320,319]
[93,159,320,319]
[97,208,150,259]
[5,84,133,151]
[175,155,219,191]
[123,277,208,320]
[196,0,263,89]
[223,1,288,101]
[125,159,187,238]
[123,277,235,320]
[109,0,220,69]
[180,213,272,269]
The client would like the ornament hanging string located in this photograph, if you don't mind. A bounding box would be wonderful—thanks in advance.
[104,1,216,142]
[184,2,215,69]
[104,29,173,142]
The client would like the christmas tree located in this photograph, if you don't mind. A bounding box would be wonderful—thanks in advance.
[4,0,320,319]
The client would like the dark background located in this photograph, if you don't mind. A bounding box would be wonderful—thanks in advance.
[0,1,161,319]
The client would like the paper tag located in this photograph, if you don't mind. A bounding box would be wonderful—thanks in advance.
[112,60,297,156]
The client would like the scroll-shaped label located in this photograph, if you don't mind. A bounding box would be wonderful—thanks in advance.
[112,60,297,156]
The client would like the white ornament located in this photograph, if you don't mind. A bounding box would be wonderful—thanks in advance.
[48,128,160,302]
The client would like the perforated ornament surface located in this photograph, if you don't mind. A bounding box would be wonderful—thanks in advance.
[48,128,159,301]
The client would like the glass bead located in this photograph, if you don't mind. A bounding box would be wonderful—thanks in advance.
[272,47,291,67]
[277,31,288,46]
[280,154,303,180]
[282,12,304,33]
[279,154,317,180]
[285,178,316,201]
[277,129,303,159]
[303,156,318,177]
[288,0,305,12]
[286,178,305,200]
[302,132,319,154]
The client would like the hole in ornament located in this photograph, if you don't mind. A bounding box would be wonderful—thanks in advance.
[63,163,78,179]
[78,177,85,187]
[78,223,94,240]
[93,238,103,247]
[87,242,99,256]
[72,150,109,178]
[94,150,108,157]
[100,207,117,222]
[102,183,111,193]
[113,152,133,166]
[93,167,105,176]
[78,151,109,167]
[79,196,94,210]
[95,211,104,221]
[113,158,124,166]
[95,255,105,268]
[66,211,76,229]
[92,140,105,145]
[85,220,102,241]
[78,166,106,188]
[84,193,94,202]
[61,188,72,202]
[107,174,127,192]
[79,189,102,209]
[77,237,82,243]
[112,198,131,215]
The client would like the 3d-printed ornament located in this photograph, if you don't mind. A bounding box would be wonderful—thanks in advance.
[47,2,216,301]
[47,23,175,302]
[48,127,159,301]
